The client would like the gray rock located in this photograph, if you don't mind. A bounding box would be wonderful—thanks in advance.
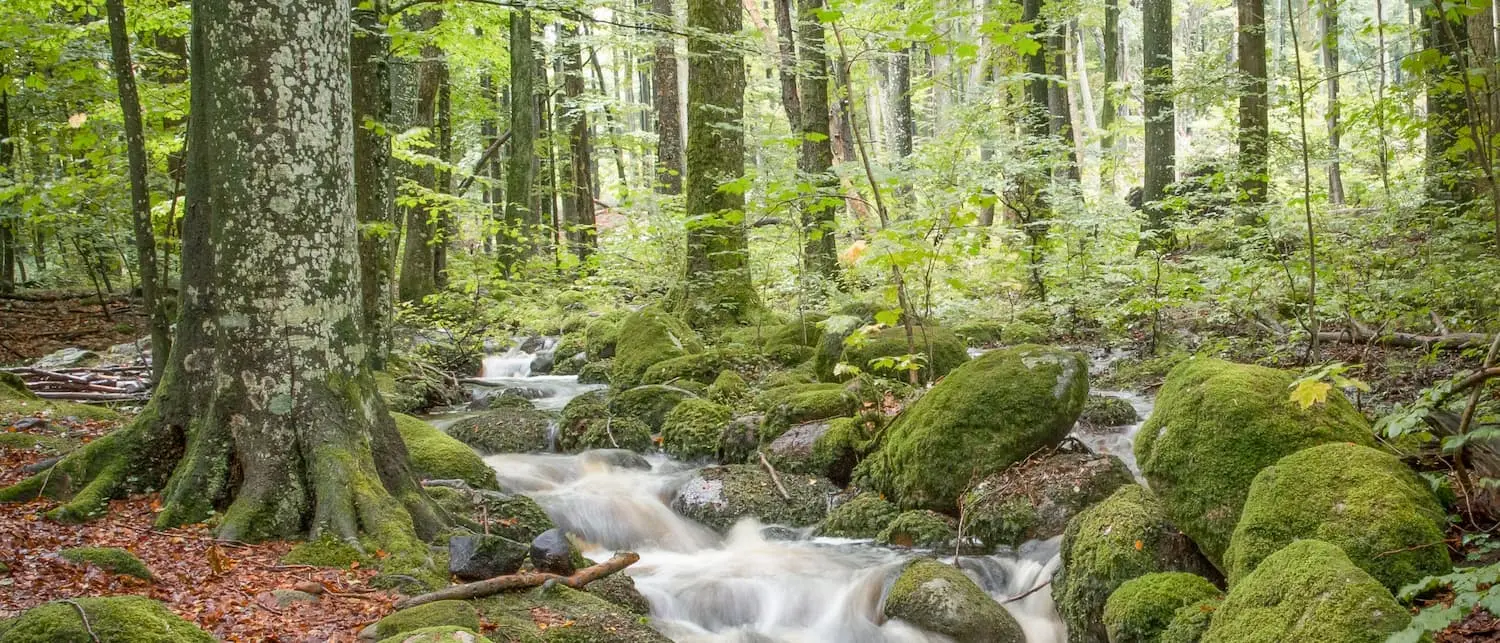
[766,420,832,462]
[31,347,99,369]
[13,417,49,431]
[530,528,576,576]
[448,534,528,581]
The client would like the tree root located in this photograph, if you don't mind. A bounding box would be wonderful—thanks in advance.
[393,552,641,610]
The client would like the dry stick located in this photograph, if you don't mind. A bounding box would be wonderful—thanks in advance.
[393,551,641,610]
[1003,579,1051,604]
[59,599,100,643]
[1286,0,1318,363]
[758,450,792,501]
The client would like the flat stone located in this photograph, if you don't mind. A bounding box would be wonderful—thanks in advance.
[448,534,527,581]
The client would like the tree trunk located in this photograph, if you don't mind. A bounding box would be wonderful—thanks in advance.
[653,0,685,194]
[1141,0,1175,249]
[1237,0,1269,210]
[1,73,16,292]
[562,24,596,263]
[797,0,839,284]
[887,30,914,163]
[1019,0,1052,297]
[1423,8,1473,205]
[1101,0,1119,192]
[2,0,442,561]
[352,0,392,368]
[502,10,537,274]
[1323,0,1343,204]
[1048,19,1078,183]
[397,9,443,301]
[680,0,756,326]
[774,0,801,132]
[433,64,452,287]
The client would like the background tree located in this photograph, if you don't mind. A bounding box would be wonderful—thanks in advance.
[1237,0,1268,209]
[1141,0,1174,248]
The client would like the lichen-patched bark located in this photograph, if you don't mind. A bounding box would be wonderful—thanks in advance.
[2,0,440,561]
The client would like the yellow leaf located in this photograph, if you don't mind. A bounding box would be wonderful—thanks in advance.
[1134,540,1143,551]
[1289,380,1332,409]
[839,239,868,265]
[68,113,87,128]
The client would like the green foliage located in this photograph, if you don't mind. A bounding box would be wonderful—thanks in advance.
[1392,562,1500,643]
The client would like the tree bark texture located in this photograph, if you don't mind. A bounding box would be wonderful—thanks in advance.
[502,10,537,273]
[1238,0,1269,208]
[1323,0,1344,204]
[774,0,801,132]
[796,0,839,283]
[397,8,444,301]
[653,0,685,194]
[352,0,392,368]
[561,24,597,263]
[1142,0,1175,248]
[1422,8,1474,205]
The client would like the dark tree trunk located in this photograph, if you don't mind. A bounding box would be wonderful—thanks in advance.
[0,85,14,293]
[561,24,597,263]
[1141,0,1175,250]
[352,0,392,368]
[679,0,756,326]
[773,0,801,132]
[1048,21,1078,182]
[3,0,442,562]
[397,9,444,301]
[1238,0,1269,210]
[1101,0,1119,190]
[1422,8,1473,205]
[652,0,684,194]
[1323,0,1343,204]
[433,65,452,287]
[887,28,914,162]
[502,10,537,273]
[1019,0,1053,297]
[797,0,839,284]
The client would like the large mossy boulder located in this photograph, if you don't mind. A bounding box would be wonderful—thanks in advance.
[445,406,554,455]
[1052,485,1218,643]
[1102,573,1221,643]
[58,547,153,580]
[706,370,750,407]
[841,325,969,381]
[856,345,1089,512]
[394,413,498,489]
[609,385,696,432]
[608,309,703,388]
[963,448,1133,550]
[368,601,482,641]
[659,398,732,461]
[377,627,492,643]
[1201,540,1409,643]
[762,316,826,365]
[1224,442,1450,591]
[756,383,858,435]
[1159,599,1221,643]
[583,312,626,361]
[0,596,214,643]
[817,492,900,538]
[1133,358,1374,566]
[670,464,837,531]
[763,417,865,485]
[476,584,669,643]
[882,558,1025,643]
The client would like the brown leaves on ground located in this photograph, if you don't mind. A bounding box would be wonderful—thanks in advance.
[0,292,147,363]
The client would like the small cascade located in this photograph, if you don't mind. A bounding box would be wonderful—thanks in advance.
[471,338,601,411]
[1072,390,1153,475]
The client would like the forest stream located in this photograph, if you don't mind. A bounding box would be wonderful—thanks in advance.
[451,342,1155,643]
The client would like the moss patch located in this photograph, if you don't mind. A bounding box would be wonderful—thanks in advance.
[377,626,493,643]
[282,535,366,568]
[444,406,555,455]
[1134,358,1374,566]
[857,345,1089,512]
[1103,572,1221,643]
[1080,395,1139,429]
[706,370,750,407]
[583,311,626,361]
[882,558,1025,643]
[819,492,901,538]
[757,383,858,436]
[58,547,153,580]
[670,464,837,531]
[660,398,732,461]
[1202,540,1409,643]
[609,385,696,432]
[840,325,970,382]
[475,583,668,642]
[1224,442,1450,591]
[0,431,78,455]
[876,510,956,549]
[1160,599,1220,643]
[0,596,213,642]
[394,413,498,490]
[963,449,1134,550]
[608,309,704,388]
[372,601,482,640]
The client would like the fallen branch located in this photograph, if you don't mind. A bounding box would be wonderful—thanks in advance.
[1002,579,1051,604]
[1315,329,1492,351]
[392,551,640,610]
[758,450,791,501]
[34,391,149,402]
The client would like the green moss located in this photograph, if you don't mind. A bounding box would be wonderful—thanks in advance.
[876,510,956,548]
[377,626,494,643]
[763,416,867,484]
[670,464,837,531]
[58,547,153,580]
[478,492,556,543]
[963,451,1134,550]
[394,413,498,490]
[1134,358,1376,566]
[841,325,970,381]
[372,601,482,640]
[609,385,696,431]
[1098,352,1188,390]
[819,492,901,538]
[583,311,626,361]
[552,335,586,365]
[576,360,611,385]
[476,584,668,643]
[0,373,120,423]
[0,432,77,455]
[882,558,1025,643]
[762,316,828,366]
[444,406,555,455]
[0,596,213,643]
[952,319,1006,347]
[856,345,1089,512]
[1001,320,1050,345]
[1224,442,1450,591]
[1160,599,1220,643]
[608,309,704,388]
[282,534,366,568]
[1202,540,1409,643]
[706,370,750,406]
[763,365,818,389]
[584,573,653,615]
[660,398,732,461]
[0,373,33,397]
[757,383,857,437]
[641,351,721,385]
[1080,395,1140,429]
[1103,573,1221,643]
[1052,485,1219,643]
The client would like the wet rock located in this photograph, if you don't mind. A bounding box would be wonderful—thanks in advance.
[608,309,704,388]
[1134,358,1375,566]
[856,345,1089,512]
[12,417,49,431]
[394,413,499,490]
[1203,540,1409,642]
[364,601,481,642]
[448,534,528,581]
[585,572,653,615]
[609,384,697,432]
[0,596,215,642]
[1102,572,1221,643]
[764,417,865,485]
[529,528,577,576]
[577,448,652,470]
[755,383,858,437]
[818,492,900,538]
[577,359,612,385]
[875,510,956,549]
[518,336,551,354]
[882,558,1025,643]
[444,406,555,455]
[670,464,837,531]
[30,347,100,369]
[259,589,321,608]
[1079,394,1139,429]
[836,324,969,382]
[474,583,669,642]
[660,398,732,461]
[466,388,532,411]
[962,445,1134,550]
[1052,485,1219,643]
[473,491,556,543]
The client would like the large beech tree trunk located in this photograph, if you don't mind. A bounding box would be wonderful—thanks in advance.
[397,8,445,301]
[2,0,441,556]
[502,10,537,273]
[1141,0,1175,250]
[561,23,597,263]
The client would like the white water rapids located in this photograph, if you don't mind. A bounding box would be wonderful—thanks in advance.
[453,343,1154,642]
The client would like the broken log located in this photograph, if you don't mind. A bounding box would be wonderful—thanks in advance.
[1315,329,1492,351]
[34,391,149,402]
[392,551,641,610]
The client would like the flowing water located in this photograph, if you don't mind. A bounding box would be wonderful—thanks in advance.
[456,341,1152,642]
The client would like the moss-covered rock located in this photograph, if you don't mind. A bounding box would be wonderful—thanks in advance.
[609,385,696,432]
[641,351,722,385]
[818,492,901,538]
[474,491,556,543]
[1102,573,1222,643]
[762,316,828,366]
[1134,358,1376,566]
[706,370,750,407]
[584,572,652,615]
[476,584,669,643]
[0,431,78,455]
[445,406,555,455]
[576,416,653,453]
[841,325,970,381]
[882,558,1025,643]
[1080,395,1140,429]
[763,417,866,486]
[551,335,586,369]
[659,398,732,461]
[757,383,858,436]
[0,596,213,642]
[952,319,1006,347]
[963,449,1134,550]
[583,312,626,361]
[716,414,762,465]
[58,547,153,580]
[370,601,482,641]
[608,309,704,388]
[876,510,956,549]
[763,365,818,389]
[576,360,611,385]
[394,413,498,490]
[1160,599,1220,643]
[1224,442,1450,591]
[670,464,837,531]
[1202,540,1409,643]
[857,345,1089,512]
[1052,485,1219,643]
[283,535,366,568]
[377,626,492,643]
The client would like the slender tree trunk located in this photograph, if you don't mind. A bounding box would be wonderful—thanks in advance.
[1323,0,1343,204]
[1238,0,1269,210]
[562,23,596,263]
[680,0,756,326]
[397,9,443,301]
[774,0,801,131]
[1048,18,1078,183]
[1288,0,1319,360]
[3,0,442,560]
[653,0,685,194]
[1141,0,1175,249]
[352,0,392,368]
[1423,8,1473,205]
[502,11,537,274]
[1374,0,1392,199]
[0,75,16,293]
[1102,0,1120,193]
[1019,0,1052,297]
[888,44,914,163]
[433,66,452,287]
[797,0,839,284]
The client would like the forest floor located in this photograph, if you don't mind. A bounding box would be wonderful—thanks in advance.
[0,291,147,364]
